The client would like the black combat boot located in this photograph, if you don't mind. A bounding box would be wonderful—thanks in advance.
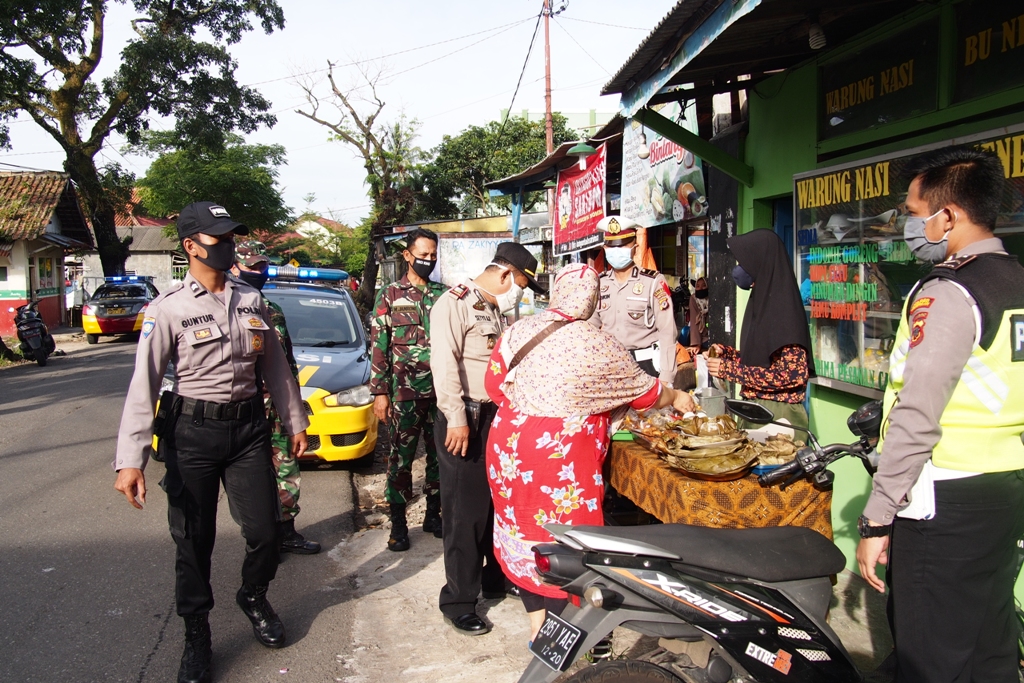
[236,583,286,648]
[422,494,442,538]
[178,614,212,683]
[279,518,321,555]
[387,502,410,552]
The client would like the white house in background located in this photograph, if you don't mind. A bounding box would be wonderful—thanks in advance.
[293,215,354,255]
[0,171,95,337]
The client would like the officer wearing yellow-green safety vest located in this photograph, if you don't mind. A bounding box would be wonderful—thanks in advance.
[856,147,1024,683]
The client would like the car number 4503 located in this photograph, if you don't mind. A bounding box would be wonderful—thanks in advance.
[530,612,584,671]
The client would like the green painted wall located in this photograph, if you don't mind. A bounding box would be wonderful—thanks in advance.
[736,11,1024,606]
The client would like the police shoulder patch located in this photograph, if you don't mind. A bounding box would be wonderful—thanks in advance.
[909,297,934,315]
[141,316,156,339]
[639,268,659,279]
[910,313,928,348]
[450,284,469,299]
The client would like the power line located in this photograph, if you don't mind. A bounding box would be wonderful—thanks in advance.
[245,16,536,88]
[494,10,544,148]
[553,17,611,76]
[559,16,649,31]
[278,20,530,119]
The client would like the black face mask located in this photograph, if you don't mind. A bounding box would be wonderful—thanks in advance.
[193,238,235,271]
[237,269,269,291]
[731,264,754,290]
[410,257,436,280]
[694,288,708,299]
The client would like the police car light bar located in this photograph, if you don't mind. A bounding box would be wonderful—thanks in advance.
[266,265,348,282]
[104,275,154,282]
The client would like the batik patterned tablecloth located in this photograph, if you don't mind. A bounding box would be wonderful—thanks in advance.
[608,441,833,539]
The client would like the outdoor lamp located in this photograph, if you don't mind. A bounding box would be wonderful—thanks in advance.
[808,23,826,50]
[543,179,557,189]
[637,132,650,160]
[568,141,597,171]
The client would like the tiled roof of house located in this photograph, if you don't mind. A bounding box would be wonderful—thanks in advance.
[0,171,94,246]
[115,188,174,228]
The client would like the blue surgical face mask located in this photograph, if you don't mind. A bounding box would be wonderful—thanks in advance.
[605,246,634,270]
[903,208,950,263]
[732,264,754,290]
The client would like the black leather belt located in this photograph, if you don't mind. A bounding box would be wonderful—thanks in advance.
[175,394,261,421]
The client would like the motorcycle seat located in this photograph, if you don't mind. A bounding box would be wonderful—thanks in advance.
[564,524,846,583]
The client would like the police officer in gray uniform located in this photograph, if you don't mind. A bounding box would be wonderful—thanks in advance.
[113,202,309,683]
[590,216,678,386]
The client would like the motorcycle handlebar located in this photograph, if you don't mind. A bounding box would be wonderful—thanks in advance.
[757,458,804,486]
[757,442,869,487]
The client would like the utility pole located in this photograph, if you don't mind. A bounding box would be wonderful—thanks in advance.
[543,0,554,155]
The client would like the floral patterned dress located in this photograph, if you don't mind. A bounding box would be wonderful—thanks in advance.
[484,335,660,598]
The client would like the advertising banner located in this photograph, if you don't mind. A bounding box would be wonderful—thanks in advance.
[622,101,707,229]
[554,143,606,255]
[793,125,1024,394]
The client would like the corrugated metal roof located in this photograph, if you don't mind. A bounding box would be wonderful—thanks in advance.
[605,0,923,99]
[116,225,179,252]
[601,0,719,96]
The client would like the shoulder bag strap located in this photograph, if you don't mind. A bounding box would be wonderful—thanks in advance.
[508,320,570,371]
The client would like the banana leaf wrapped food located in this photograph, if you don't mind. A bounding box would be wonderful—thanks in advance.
[624,408,756,480]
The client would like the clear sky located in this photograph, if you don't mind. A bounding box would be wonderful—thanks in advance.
[2,0,674,226]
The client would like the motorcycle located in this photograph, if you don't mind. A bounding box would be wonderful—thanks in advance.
[519,398,883,683]
[10,301,56,366]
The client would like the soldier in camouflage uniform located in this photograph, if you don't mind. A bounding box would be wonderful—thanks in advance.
[369,228,448,552]
[233,242,321,555]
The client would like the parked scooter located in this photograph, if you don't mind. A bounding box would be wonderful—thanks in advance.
[10,301,56,366]
[519,398,883,683]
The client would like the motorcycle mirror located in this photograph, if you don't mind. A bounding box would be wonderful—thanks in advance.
[724,399,775,425]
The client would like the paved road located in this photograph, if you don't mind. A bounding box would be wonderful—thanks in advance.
[0,338,359,683]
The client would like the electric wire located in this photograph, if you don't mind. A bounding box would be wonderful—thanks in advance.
[552,17,611,75]
[493,10,544,149]
[559,16,649,31]
[244,16,536,88]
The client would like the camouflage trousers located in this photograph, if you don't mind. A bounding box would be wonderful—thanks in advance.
[269,408,301,521]
[385,398,440,505]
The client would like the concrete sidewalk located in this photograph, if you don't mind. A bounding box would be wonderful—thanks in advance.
[338,447,893,682]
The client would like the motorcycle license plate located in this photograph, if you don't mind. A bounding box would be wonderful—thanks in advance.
[530,612,584,671]
[106,307,127,315]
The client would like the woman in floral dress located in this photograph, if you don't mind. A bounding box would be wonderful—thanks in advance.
[484,263,696,640]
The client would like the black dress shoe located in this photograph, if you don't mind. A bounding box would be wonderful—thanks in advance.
[445,613,490,636]
[236,583,286,648]
[280,519,321,554]
[178,615,212,683]
[506,584,522,600]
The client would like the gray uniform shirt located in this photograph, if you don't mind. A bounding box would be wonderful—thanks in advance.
[590,267,678,385]
[429,279,504,429]
[862,238,1006,524]
[114,272,309,471]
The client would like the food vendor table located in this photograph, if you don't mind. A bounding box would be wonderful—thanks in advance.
[608,441,833,539]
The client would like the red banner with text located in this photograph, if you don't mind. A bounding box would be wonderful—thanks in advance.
[554,143,606,255]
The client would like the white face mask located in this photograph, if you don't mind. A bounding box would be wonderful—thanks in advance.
[605,246,634,270]
[484,264,524,314]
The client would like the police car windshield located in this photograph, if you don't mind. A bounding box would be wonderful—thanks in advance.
[95,285,146,299]
[270,292,358,347]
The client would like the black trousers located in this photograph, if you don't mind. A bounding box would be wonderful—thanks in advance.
[628,350,658,379]
[888,470,1024,683]
[159,397,281,616]
[435,407,505,618]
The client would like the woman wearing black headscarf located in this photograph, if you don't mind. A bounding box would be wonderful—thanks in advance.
[705,229,814,429]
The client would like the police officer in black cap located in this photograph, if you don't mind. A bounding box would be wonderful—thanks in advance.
[113,202,309,683]
[429,241,544,635]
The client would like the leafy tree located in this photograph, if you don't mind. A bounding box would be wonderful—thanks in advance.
[418,113,579,219]
[136,132,292,239]
[294,63,424,308]
[0,1,286,275]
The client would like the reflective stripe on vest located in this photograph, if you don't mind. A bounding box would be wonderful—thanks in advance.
[880,295,1024,473]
